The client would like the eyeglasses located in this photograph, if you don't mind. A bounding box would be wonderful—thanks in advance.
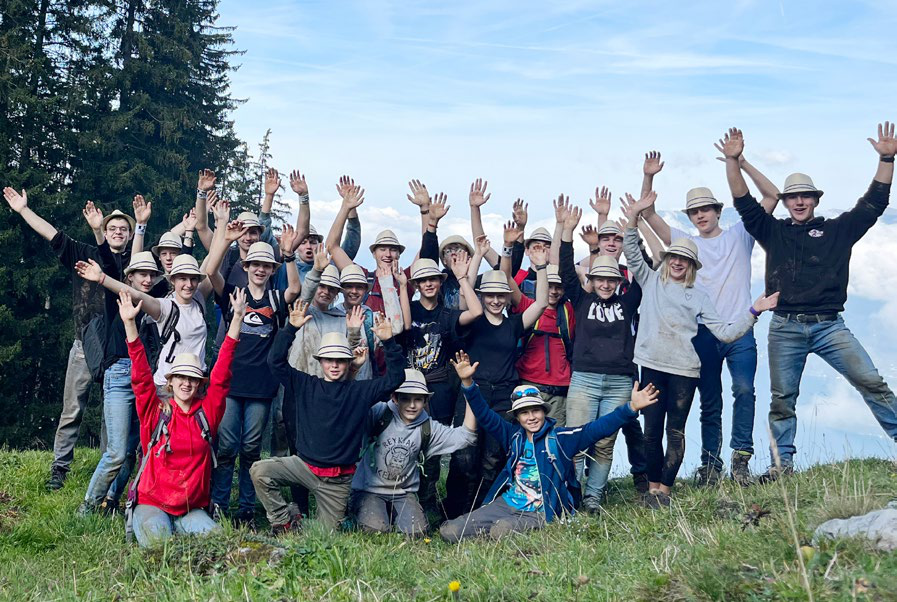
[511,386,540,400]
[106,226,130,233]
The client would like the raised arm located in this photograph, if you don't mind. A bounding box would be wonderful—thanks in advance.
[701,289,778,343]
[469,178,499,267]
[289,169,311,246]
[468,234,489,290]
[301,244,328,304]
[131,195,152,253]
[193,169,217,250]
[278,224,303,303]
[560,203,585,305]
[326,176,364,270]
[118,290,160,421]
[3,188,58,241]
[203,204,247,296]
[521,246,549,329]
[81,201,106,246]
[407,179,432,236]
[75,258,162,320]
[564,383,658,455]
[589,185,612,230]
[549,195,568,265]
[268,301,313,385]
[452,351,515,446]
[499,221,523,306]
[261,168,280,218]
[621,192,656,285]
[640,150,664,199]
[636,217,665,269]
[869,120,896,185]
[740,158,780,214]
[450,251,483,325]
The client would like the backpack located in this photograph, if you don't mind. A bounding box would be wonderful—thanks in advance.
[124,405,216,542]
[361,409,432,473]
[517,302,574,371]
[143,296,206,374]
[82,315,106,382]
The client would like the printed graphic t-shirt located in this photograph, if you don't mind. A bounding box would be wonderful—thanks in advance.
[502,439,543,513]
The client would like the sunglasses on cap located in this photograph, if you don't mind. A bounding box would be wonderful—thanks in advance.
[511,386,540,400]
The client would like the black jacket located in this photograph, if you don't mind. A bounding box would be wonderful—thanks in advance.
[733,180,890,313]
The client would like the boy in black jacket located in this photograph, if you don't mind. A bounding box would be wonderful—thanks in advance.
[722,123,897,481]
[251,301,404,532]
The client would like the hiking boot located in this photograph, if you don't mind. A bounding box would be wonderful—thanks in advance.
[99,497,122,517]
[76,500,99,517]
[642,490,671,510]
[693,464,723,488]
[581,495,603,515]
[757,464,794,484]
[632,472,649,495]
[271,519,301,536]
[46,468,67,491]
[234,510,257,531]
[211,503,226,522]
[730,451,753,487]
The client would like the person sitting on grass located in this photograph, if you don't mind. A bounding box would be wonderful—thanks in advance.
[438,351,660,543]
[251,301,404,534]
[116,288,244,548]
[350,369,478,537]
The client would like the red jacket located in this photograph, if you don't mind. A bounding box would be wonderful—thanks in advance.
[127,336,237,516]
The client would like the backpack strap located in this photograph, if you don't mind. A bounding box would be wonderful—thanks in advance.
[362,407,394,464]
[125,408,172,543]
[418,419,432,465]
[193,407,217,469]
[159,300,181,365]
[267,289,287,329]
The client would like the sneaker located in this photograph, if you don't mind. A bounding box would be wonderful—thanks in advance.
[730,451,753,487]
[46,468,67,491]
[642,490,671,510]
[76,500,98,517]
[271,519,301,536]
[211,503,226,522]
[581,495,603,514]
[99,497,122,517]
[234,510,257,531]
[632,473,649,495]
[757,464,794,484]
[693,464,723,488]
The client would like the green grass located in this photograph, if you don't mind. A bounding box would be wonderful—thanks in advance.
[0,449,895,601]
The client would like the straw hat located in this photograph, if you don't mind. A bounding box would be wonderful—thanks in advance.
[241,242,280,268]
[409,258,447,282]
[588,256,622,280]
[681,187,723,213]
[101,209,136,232]
[319,264,343,290]
[369,229,406,254]
[597,222,624,238]
[777,173,824,200]
[124,251,162,276]
[165,255,206,281]
[164,353,207,381]
[476,270,511,294]
[395,369,434,397]
[660,237,703,270]
[508,384,550,414]
[546,265,562,285]
[313,332,353,360]
[340,264,369,287]
[235,211,262,229]
[438,235,474,264]
[524,227,552,247]
[152,231,183,255]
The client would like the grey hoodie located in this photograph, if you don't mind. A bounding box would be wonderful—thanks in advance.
[352,401,477,496]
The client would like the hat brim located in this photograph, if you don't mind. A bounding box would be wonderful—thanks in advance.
[395,387,435,397]
[369,243,406,254]
[102,213,137,232]
[507,399,552,414]
[241,258,282,269]
[659,250,703,271]
[164,271,207,282]
[340,278,370,288]
[476,285,512,294]
[681,200,723,214]
[588,271,622,280]
[124,264,162,276]
[777,190,823,200]
[313,351,354,360]
[164,369,208,382]
[151,244,183,255]
[410,271,448,283]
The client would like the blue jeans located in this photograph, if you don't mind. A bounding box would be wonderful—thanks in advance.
[211,396,271,514]
[768,314,897,466]
[693,325,758,469]
[132,505,219,548]
[565,372,635,498]
[84,359,139,504]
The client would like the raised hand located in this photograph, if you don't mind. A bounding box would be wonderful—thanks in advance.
[475,234,491,256]
[580,224,599,247]
[563,204,582,232]
[529,245,548,267]
[512,198,528,229]
[715,127,744,160]
[289,169,308,196]
[133,194,152,224]
[751,291,780,314]
[210,191,230,223]
[224,219,248,242]
[338,179,364,210]
[621,191,656,219]
[614,217,629,233]
[352,345,368,369]
[429,192,450,223]
[82,201,104,231]
[868,121,897,157]
[181,208,198,231]
[313,243,330,271]
[117,289,143,323]
[643,151,664,176]
[629,381,659,411]
[2,187,27,213]
[264,168,281,196]
[230,287,248,319]
[554,194,571,224]
[407,179,430,208]
[392,263,408,288]
[375,263,391,279]
[288,300,313,329]
[449,250,471,279]
[469,178,490,207]
[371,312,393,341]
[503,220,521,246]
[279,223,298,253]
[74,258,104,283]
[336,175,356,199]
[346,304,365,329]
[590,187,612,216]
[197,169,216,192]
[450,350,479,382]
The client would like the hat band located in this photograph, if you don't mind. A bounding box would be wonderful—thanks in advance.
[411,269,442,280]
[397,384,431,395]
[168,365,204,379]
[374,237,400,246]
[783,184,819,193]
[127,261,159,273]
[667,248,697,261]
[171,266,202,275]
[590,269,620,278]
[316,345,352,358]
[478,284,511,293]
[244,252,278,264]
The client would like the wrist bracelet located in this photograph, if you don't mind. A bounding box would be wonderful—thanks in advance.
[135,223,147,235]
[881,155,895,163]
[589,246,600,255]
[749,306,760,317]
[501,245,513,257]
[196,189,208,199]
[281,253,296,263]
[298,193,310,204]
[184,230,194,237]
[99,274,106,286]
[533,263,548,271]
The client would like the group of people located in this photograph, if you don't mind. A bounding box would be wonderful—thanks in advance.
[4,122,897,547]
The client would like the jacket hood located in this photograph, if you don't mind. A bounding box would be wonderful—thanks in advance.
[387,399,430,428]
[784,215,825,227]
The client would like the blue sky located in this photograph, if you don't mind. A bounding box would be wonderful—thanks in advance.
[217,0,897,473]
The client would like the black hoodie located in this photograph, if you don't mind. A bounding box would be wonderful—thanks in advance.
[733,180,889,314]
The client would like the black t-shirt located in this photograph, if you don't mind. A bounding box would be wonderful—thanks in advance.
[216,283,288,399]
[404,301,463,377]
[466,312,525,392]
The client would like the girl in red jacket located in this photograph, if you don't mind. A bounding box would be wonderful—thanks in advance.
[117,288,244,547]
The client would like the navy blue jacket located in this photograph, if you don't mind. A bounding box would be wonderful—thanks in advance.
[462,382,637,522]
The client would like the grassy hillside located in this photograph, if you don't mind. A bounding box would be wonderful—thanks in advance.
[0,449,894,601]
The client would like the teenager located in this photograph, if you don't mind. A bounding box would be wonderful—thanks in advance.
[443,246,549,518]
[439,351,659,542]
[640,142,779,486]
[3,187,133,491]
[117,288,243,547]
[204,215,302,527]
[723,123,897,481]
[252,303,405,532]
[622,192,779,507]
[351,369,478,536]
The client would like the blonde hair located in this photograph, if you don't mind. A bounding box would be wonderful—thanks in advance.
[660,255,697,288]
